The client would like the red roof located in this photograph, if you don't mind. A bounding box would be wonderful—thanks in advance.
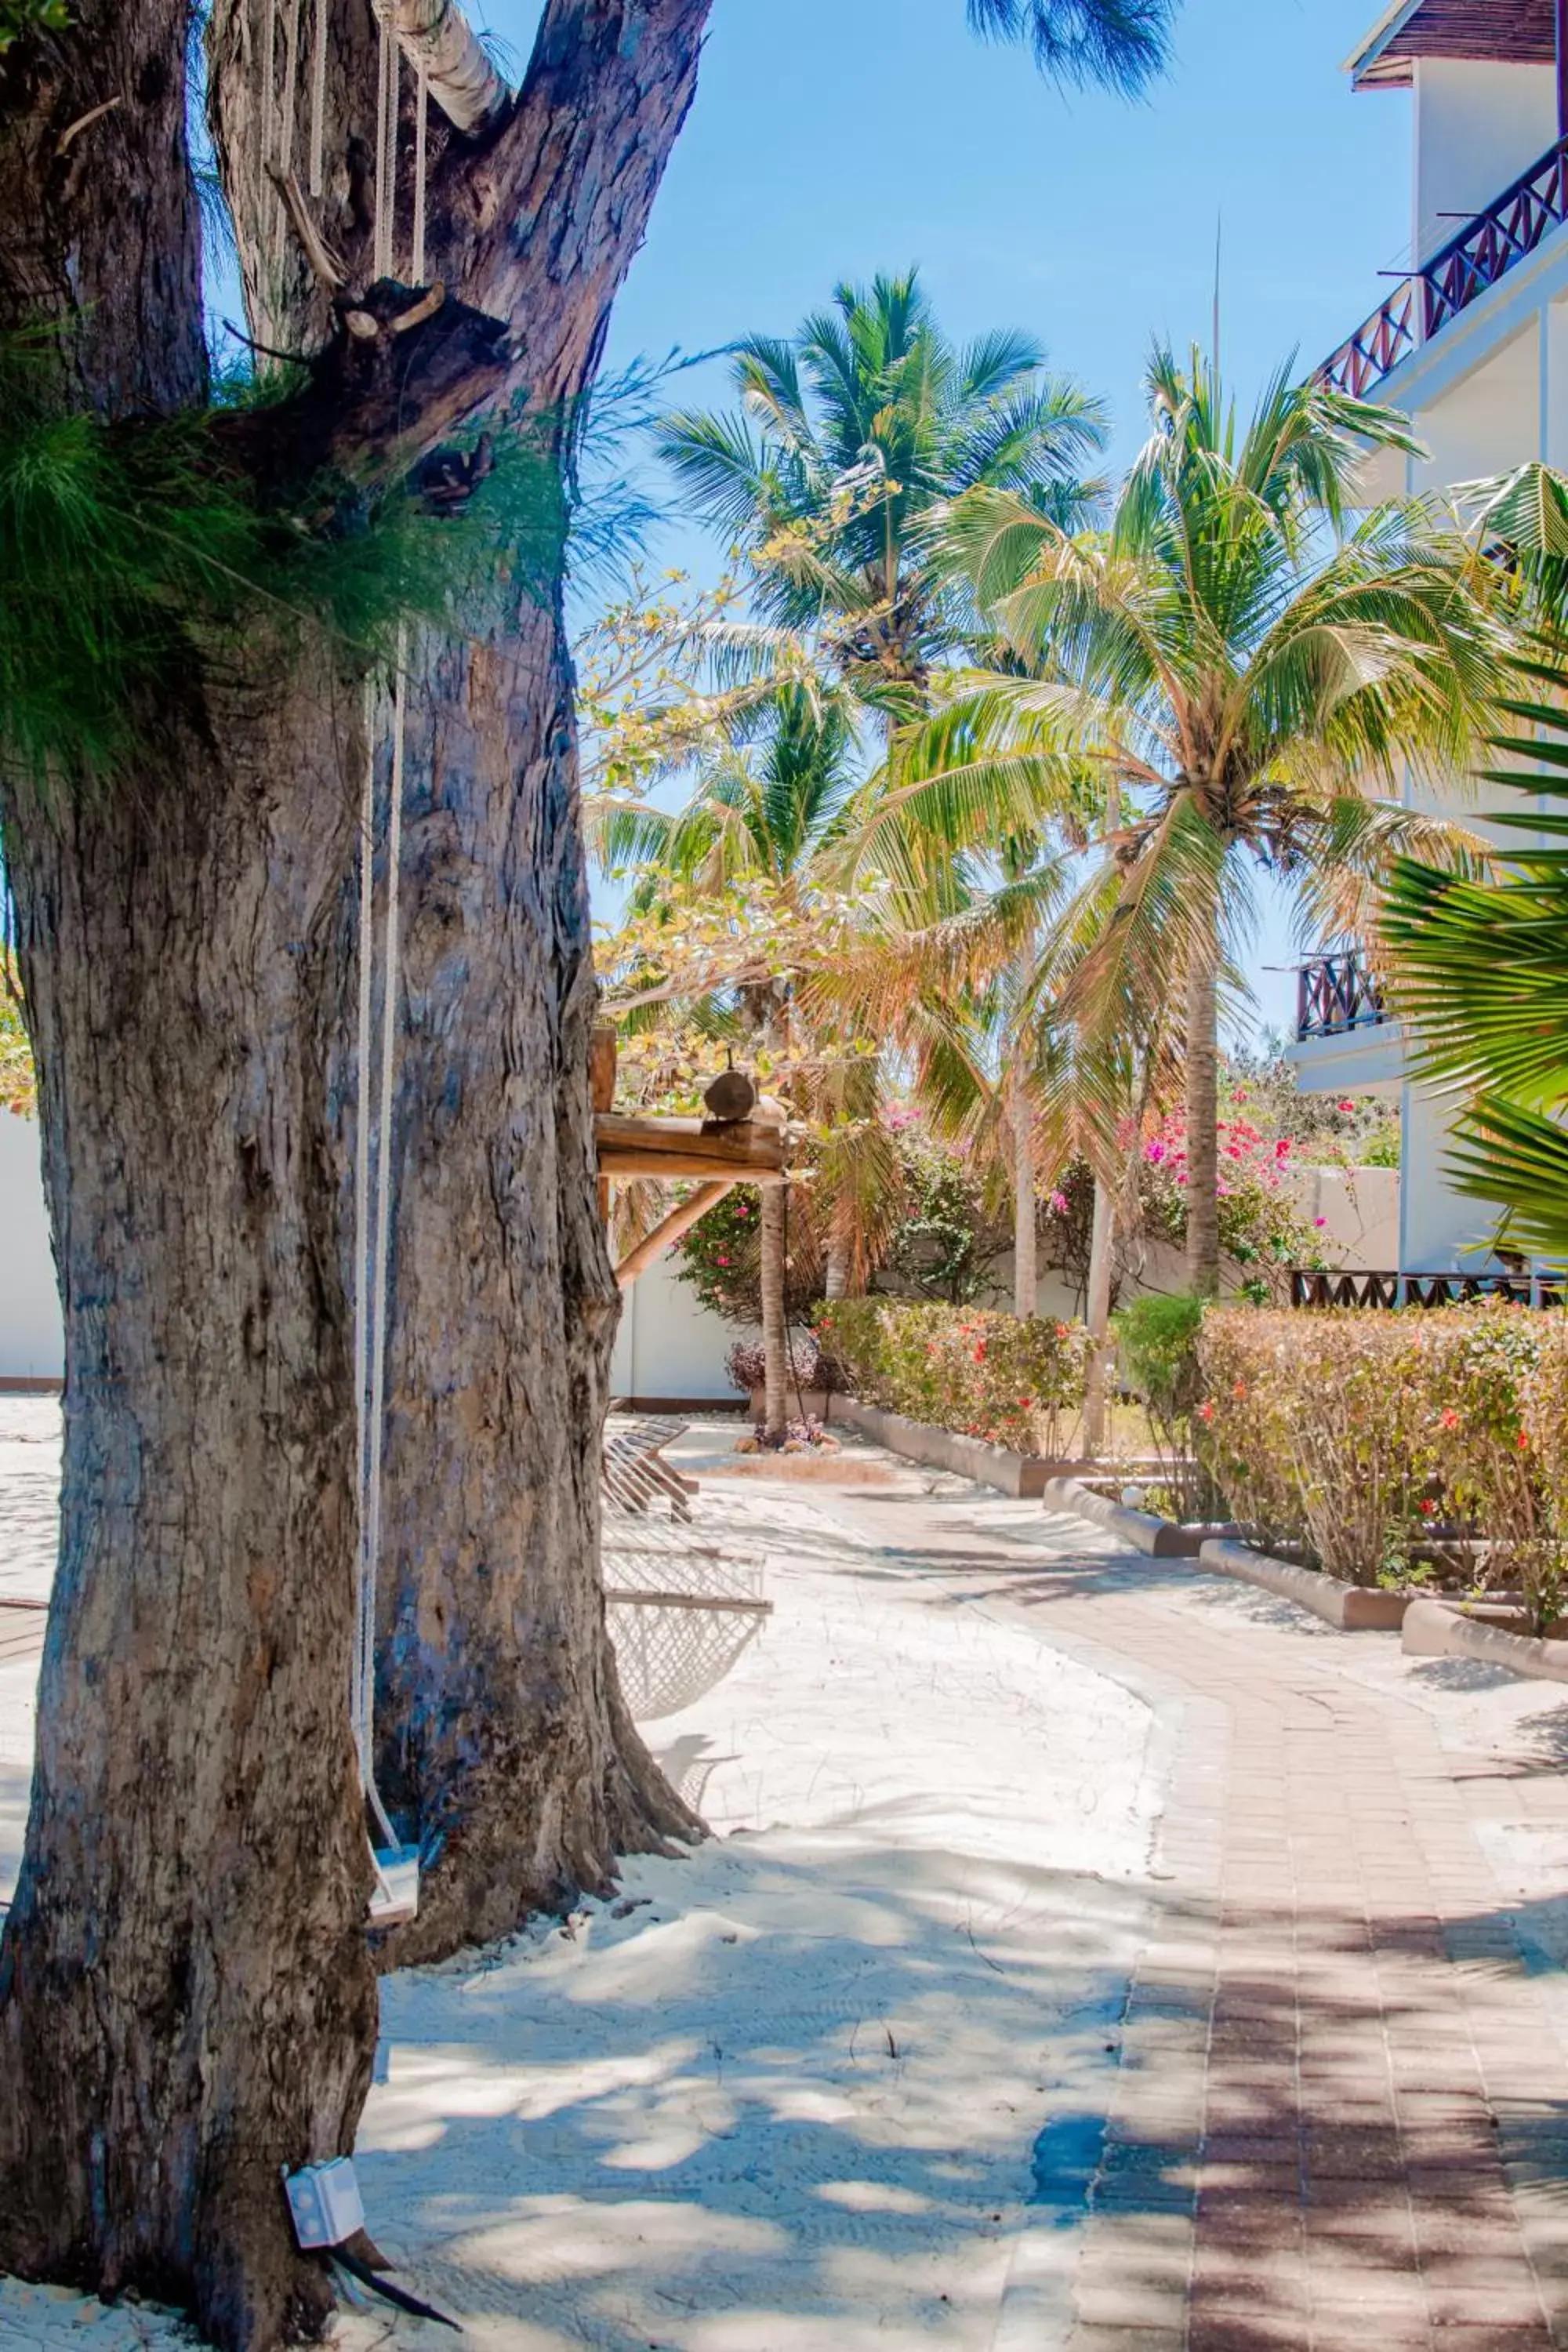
[1350,0,1557,87]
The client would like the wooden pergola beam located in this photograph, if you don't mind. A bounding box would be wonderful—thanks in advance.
[615,1181,736,1289]
[593,1112,786,1182]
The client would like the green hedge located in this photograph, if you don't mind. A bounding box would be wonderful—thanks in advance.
[815,1298,1091,1457]
[1199,1301,1568,1624]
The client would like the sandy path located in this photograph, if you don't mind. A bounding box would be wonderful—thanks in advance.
[0,1461,1158,2350]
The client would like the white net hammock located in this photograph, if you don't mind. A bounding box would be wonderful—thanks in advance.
[602,1416,771,1722]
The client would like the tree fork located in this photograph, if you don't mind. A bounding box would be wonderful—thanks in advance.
[208,0,717,1965]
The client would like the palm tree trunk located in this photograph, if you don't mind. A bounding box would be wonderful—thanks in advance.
[1013,1048,1037,1321]
[1185,939,1222,1297]
[1082,1176,1116,1456]
[760,1185,789,1439]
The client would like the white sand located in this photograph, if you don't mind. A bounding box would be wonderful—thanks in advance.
[0,1462,1158,2350]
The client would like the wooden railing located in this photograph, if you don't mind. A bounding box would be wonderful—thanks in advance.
[1296,953,1388,1041]
[1290,1270,1565,1311]
[1321,136,1568,400]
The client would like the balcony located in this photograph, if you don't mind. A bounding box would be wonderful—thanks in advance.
[1290,1270,1565,1311]
[1321,134,1568,399]
[1296,953,1388,1043]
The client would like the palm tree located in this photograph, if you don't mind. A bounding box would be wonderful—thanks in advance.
[924,348,1504,1294]
[1381,464,1568,1258]
[657,271,1108,723]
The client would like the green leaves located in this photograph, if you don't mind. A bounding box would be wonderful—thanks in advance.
[0,0,71,56]
[1383,643,1568,1255]
[964,0,1176,94]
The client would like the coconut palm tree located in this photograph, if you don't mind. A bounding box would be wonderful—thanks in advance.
[921,347,1505,1294]
[1381,464,1568,1259]
[656,271,1109,723]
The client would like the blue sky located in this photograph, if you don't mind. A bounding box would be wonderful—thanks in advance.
[493,0,1420,1036]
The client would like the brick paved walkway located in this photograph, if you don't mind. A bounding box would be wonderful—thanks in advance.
[837,1489,1568,2352]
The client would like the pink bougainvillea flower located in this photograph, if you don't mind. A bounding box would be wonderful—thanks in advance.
[1048,1190,1069,1216]
[1146,1140,1167,1164]
[1275,1138,1292,1159]
[1314,1217,1328,1229]
[715,1254,731,1266]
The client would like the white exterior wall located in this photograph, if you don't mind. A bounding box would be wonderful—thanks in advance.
[1412,60,1557,267]
[609,1248,750,1403]
[0,1117,61,1382]
[1290,45,1568,1275]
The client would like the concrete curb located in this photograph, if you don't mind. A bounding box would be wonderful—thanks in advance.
[1403,1594,1568,1682]
[1040,1476,1208,1558]
[1197,1538,1412,1631]
[828,1396,1062,1498]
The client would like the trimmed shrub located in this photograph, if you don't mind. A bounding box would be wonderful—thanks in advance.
[1198,1302,1568,1623]
[724,1331,841,1398]
[815,1298,1091,1457]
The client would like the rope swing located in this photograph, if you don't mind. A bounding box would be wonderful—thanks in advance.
[256,0,509,1933]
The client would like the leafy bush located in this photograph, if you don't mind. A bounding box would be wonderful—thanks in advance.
[1198,1302,1568,1623]
[677,1187,822,1327]
[815,1298,1091,1457]
[724,1331,841,1397]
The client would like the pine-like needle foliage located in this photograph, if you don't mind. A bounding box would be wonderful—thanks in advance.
[965,0,1176,93]
[0,337,568,788]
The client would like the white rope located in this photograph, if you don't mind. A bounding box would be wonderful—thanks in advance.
[412,63,428,284]
[307,0,328,195]
[351,681,376,1795]
[274,0,303,267]
[353,644,409,1856]
[372,1,397,282]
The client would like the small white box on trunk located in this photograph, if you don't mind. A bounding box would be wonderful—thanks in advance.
[284,2156,365,2250]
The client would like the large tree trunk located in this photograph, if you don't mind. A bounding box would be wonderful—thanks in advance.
[362,614,697,1966]
[1012,1047,1037,1321]
[760,1187,789,1440]
[207,0,713,1962]
[0,0,714,2336]
[0,655,379,2343]
[0,9,382,2343]
[1185,940,1221,1298]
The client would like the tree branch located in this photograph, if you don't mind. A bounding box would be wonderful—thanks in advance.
[437,0,714,407]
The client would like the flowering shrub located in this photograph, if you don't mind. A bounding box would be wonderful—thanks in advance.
[1138,1111,1323,1303]
[815,1298,1092,1457]
[677,1186,822,1326]
[1,958,34,1117]
[1199,1303,1568,1624]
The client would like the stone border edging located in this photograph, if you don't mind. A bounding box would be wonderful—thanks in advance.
[1403,1593,1568,1682]
[1040,1477,1207,1558]
[827,1396,1064,1498]
[1197,1537,1411,1631]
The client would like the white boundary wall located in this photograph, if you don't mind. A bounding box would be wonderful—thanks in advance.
[0,1116,61,1382]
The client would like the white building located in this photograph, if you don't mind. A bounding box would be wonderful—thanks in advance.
[1286,0,1568,1295]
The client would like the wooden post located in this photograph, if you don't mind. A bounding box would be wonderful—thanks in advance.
[615,1181,735,1289]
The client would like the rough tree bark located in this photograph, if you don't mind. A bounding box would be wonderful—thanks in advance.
[207,0,711,1964]
[0,0,713,2336]
[1185,940,1221,1298]
[0,11,379,2344]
